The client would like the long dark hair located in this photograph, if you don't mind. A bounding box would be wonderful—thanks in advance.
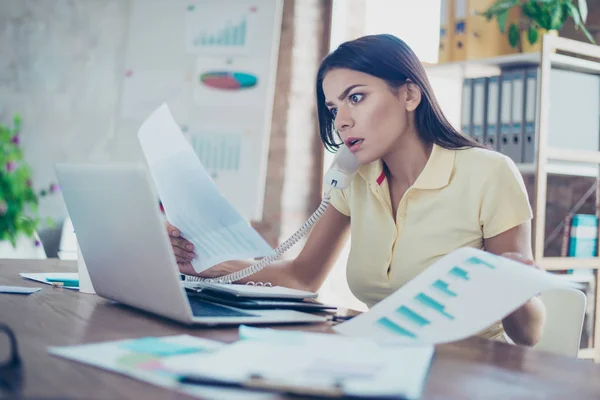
[316,34,482,152]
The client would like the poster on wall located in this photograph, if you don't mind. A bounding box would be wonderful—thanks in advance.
[192,56,269,108]
[118,0,283,220]
[185,1,260,56]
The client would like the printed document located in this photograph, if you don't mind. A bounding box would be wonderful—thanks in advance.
[334,247,582,344]
[138,104,274,273]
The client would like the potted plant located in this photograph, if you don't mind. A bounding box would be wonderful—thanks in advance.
[478,0,595,52]
[0,114,57,256]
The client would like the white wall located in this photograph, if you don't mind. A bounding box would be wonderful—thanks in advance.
[0,0,131,224]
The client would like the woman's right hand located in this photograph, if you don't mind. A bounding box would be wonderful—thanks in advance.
[165,221,196,265]
[165,221,241,279]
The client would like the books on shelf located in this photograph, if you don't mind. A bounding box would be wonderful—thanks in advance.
[558,213,598,275]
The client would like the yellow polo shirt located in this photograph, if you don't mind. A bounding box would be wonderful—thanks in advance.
[329,144,533,341]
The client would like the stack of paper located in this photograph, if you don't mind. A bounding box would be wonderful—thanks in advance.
[49,335,268,400]
[49,328,434,400]
[165,325,433,399]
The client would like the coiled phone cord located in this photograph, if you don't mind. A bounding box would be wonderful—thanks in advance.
[184,186,334,284]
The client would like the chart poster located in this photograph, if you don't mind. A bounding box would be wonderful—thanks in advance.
[118,0,283,220]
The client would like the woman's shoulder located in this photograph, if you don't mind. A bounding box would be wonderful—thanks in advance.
[453,146,519,181]
[456,146,516,169]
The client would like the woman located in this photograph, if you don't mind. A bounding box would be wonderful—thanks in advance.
[168,34,545,346]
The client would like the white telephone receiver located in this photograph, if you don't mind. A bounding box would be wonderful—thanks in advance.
[186,146,360,284]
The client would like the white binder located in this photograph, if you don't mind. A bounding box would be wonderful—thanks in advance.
[484,76,499,150]
[523,67,539,163]
[499,71,516,161]
[471,77,486,145]
[509,69,525,163]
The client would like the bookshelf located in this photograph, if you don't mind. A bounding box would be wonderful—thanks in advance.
[535,35,600,362]
[425,35,600,361]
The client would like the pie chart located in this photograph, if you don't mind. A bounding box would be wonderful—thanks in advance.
[200,71,258,90]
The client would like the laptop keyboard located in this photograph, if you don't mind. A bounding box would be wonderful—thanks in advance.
[187,295,257,318]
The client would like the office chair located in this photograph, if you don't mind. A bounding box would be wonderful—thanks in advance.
[534,287,587,358]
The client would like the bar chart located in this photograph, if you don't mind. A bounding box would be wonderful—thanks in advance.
[185,3,258,55]
[334,248,575,345]
[374,257,492,339]
[193,17,248,48]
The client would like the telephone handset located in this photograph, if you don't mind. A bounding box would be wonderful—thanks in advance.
[185,146,360,285]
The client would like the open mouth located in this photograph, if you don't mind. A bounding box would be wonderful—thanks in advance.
[346,138,364,147]
[345,138,364,152]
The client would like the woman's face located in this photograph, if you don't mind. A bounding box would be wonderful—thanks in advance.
[322,68,416,164]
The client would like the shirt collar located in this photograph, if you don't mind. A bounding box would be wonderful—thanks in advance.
[358,143,456,189]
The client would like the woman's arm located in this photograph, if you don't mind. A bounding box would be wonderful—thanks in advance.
[176,205,351,292]
[484,222,547,346]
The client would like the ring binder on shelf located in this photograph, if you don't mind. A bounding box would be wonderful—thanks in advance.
[484,76,499,150]
[523,67,539,163]
[471,77,486,144]
[498,71,514,161]
[461,78,473,138]
[438,0,453,63]
[509,69,525,163]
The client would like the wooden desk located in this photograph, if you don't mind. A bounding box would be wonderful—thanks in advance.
[2,259,600,399]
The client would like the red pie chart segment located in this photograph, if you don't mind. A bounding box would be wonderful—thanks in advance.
[200,71,258,90]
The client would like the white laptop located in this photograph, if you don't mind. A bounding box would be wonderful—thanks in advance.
[54,163,328,326]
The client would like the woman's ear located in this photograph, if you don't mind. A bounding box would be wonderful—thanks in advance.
[404,80,421,112]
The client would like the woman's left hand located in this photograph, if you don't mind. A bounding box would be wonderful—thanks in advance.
[499,252,546,346]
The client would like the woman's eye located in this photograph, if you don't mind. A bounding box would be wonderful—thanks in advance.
[349,93,363,104]
[330,108,338,118]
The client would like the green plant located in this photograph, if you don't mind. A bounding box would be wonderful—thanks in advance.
[0,114,57,248]
[478,0,595,49]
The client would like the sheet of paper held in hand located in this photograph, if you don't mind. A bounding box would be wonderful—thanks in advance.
[138,104,274,273]
[334,247,583,344]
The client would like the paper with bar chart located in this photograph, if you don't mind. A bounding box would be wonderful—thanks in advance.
[185,0,259,55]
[334,247,582,344]
[138,104,274,273]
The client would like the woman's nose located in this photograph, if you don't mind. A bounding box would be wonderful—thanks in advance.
[334,107,354,132]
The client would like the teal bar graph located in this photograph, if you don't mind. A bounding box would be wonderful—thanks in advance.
[194,17,247,48]
[415,293,455,320]
[396,306,430,327]
[432,279,457,297]
[465,256,496,269]
[377,317,417,338]
[449,266,469,280]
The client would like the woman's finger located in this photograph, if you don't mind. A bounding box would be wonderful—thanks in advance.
[170,236,194,252]
[173,246,195,263]
[165,221,180,238]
